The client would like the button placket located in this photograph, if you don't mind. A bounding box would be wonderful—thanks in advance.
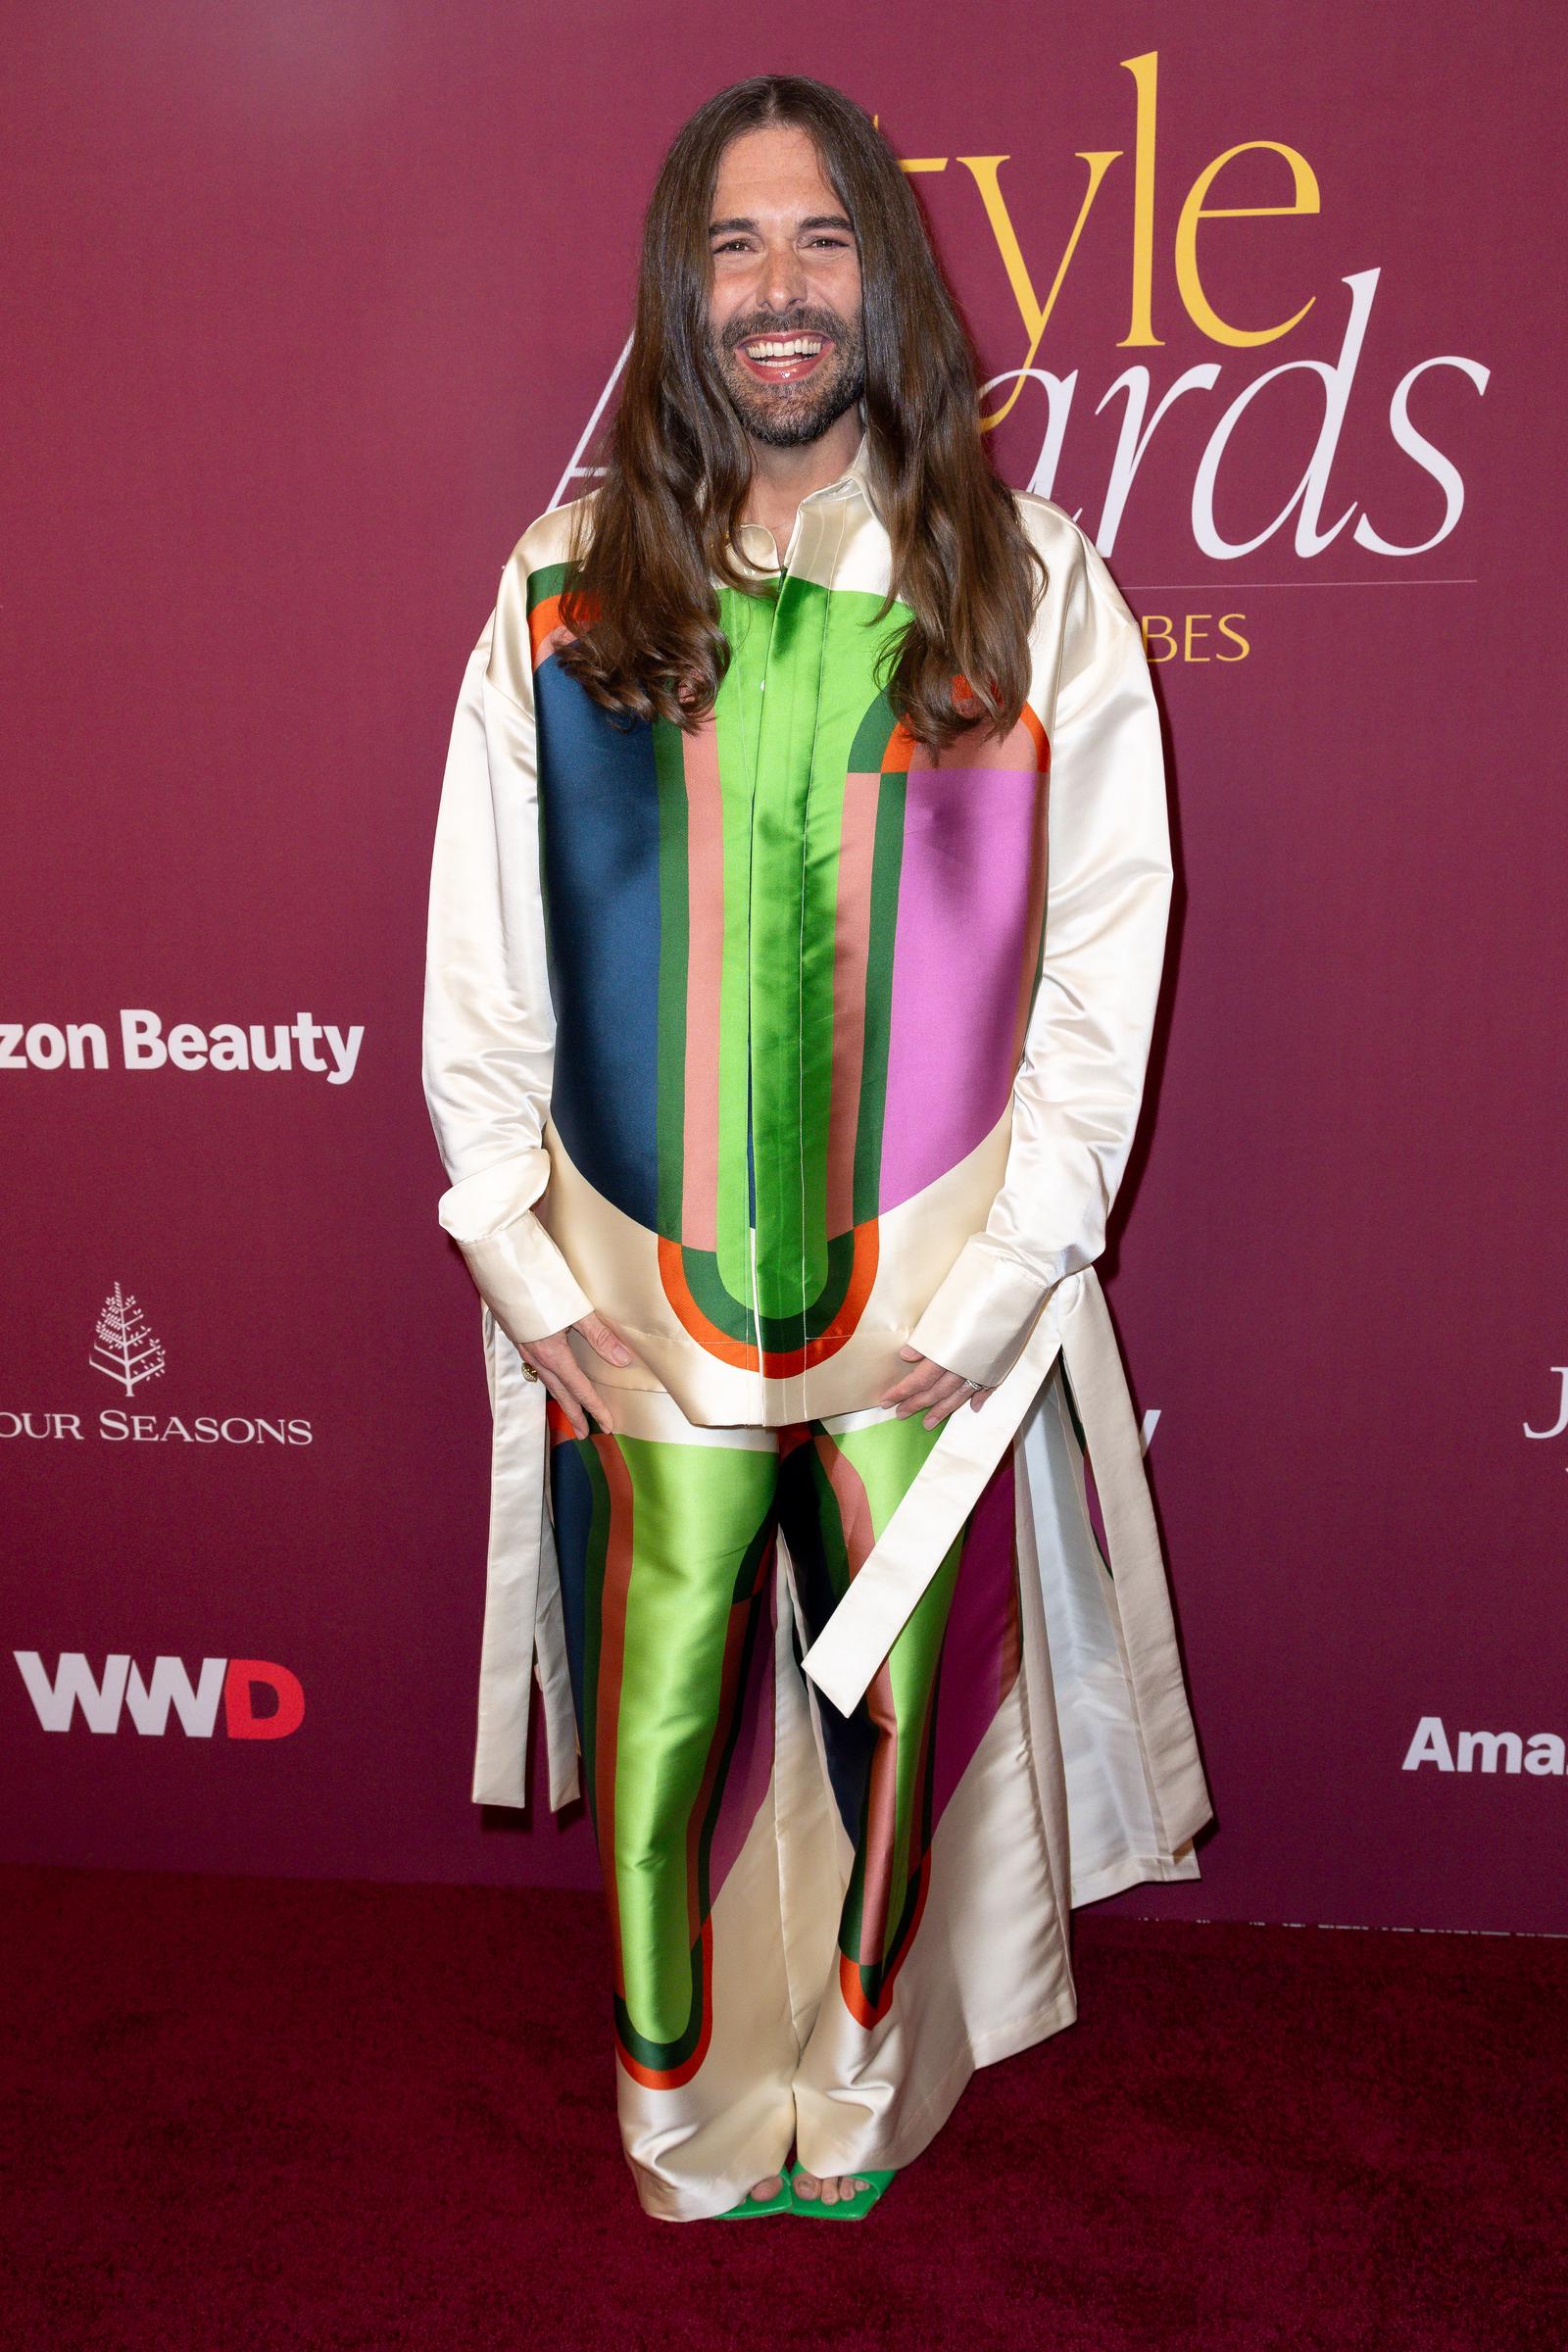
[742,495,851,1417]
[726,480,858,1409]
[744,506,820,1410]
[736,572,782,1408]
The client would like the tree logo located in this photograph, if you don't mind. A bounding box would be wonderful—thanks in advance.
[90,1283,167,1396]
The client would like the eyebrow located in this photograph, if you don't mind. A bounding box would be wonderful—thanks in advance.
[708,213,856,236]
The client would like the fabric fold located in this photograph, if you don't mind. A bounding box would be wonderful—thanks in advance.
[426,456,1211,1869]
[799,1264,1209,1857]
[799,1285,1068,1715]
[467,1258,1210,1876]
[470,1301,579,1809]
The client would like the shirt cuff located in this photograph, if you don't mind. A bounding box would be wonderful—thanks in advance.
[436,1153,596,1348]
[906,1237,1058,1392]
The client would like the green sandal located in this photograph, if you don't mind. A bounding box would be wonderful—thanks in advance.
[716,2174,795,2219]
[787,2161,896,2219]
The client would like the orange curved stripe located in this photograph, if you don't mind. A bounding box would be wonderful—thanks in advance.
[616,1917,714,2091]
[528,587,602,668]
[838,1848,933,2030]
[658,1222,880,1378]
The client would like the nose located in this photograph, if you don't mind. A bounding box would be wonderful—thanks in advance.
[756,238,809,313]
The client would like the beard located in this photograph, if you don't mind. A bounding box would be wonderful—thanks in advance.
[707,304,867,449]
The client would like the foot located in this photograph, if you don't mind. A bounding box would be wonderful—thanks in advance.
[792,2169,873,2207]
[743,2174,787,2204]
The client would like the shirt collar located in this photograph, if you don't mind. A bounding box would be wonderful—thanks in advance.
[733,405,875,569]
[838,419,874,506]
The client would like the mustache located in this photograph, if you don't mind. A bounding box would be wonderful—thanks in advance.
[721,311,847,348]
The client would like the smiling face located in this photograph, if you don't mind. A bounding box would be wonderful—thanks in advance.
[704,122,866,449]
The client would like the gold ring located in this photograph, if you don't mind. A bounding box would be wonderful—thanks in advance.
[521,1359,540,1382]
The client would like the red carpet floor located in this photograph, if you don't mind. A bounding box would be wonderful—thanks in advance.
[2,1864,1563,2351]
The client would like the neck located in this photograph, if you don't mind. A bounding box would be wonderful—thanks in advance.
[736,406,863,531]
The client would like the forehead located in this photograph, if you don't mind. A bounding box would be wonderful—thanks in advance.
[710,122,844,224]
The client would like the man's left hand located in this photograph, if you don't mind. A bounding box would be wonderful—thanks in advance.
[878,1344,994,1429]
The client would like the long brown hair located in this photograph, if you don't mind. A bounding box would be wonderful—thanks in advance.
[555,74,1048,753]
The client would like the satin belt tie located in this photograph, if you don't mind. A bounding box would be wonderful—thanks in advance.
[800,1265,1154,1720]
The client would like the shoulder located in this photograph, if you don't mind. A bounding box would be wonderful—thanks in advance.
[1006,485,1096,584]
[1003,488,1097,681]
[1007,486,1141,659]
[497,486,601,596]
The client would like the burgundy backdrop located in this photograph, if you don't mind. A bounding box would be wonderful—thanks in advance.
[5,2,1562,1934]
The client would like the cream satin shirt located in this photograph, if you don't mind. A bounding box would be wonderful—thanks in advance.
[421,433,1207,1841]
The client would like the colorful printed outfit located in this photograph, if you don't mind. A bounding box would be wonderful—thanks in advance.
[421,419,1213,2218]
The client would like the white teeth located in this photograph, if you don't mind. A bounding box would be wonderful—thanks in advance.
[744,336,824,360]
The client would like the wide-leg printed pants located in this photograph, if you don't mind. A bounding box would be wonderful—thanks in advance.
[547,1381,1079,2222]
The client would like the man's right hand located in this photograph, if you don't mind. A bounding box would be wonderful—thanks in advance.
[518,1313,641,1439]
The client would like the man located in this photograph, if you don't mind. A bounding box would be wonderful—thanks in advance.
[421,74,1212,2223]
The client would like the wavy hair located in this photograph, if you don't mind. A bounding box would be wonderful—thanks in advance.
[554,74,1047,752]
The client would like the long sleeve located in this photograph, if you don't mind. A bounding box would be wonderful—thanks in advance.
[421,584,596,1352]
[906,519,1173,1393]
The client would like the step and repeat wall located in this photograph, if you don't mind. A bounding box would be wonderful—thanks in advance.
[5,2,1562,1932]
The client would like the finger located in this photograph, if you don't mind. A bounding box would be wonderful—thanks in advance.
[879,1354,940,1406]
[517,1345,583,1429]
[537,1369,590,1441]
[893,1373,945,1411]
[575,1313,640,1368]
[521,1335,618,1432]
[554,1356,617,1436]
[883,1354,945,1401]
[920,1376,972,1428]
[968,1383,993,1410]
[893,1367,956,1415]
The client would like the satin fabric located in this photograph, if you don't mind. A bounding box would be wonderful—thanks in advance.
[546,1379,1077,2221]
[423,420,1212,1900]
